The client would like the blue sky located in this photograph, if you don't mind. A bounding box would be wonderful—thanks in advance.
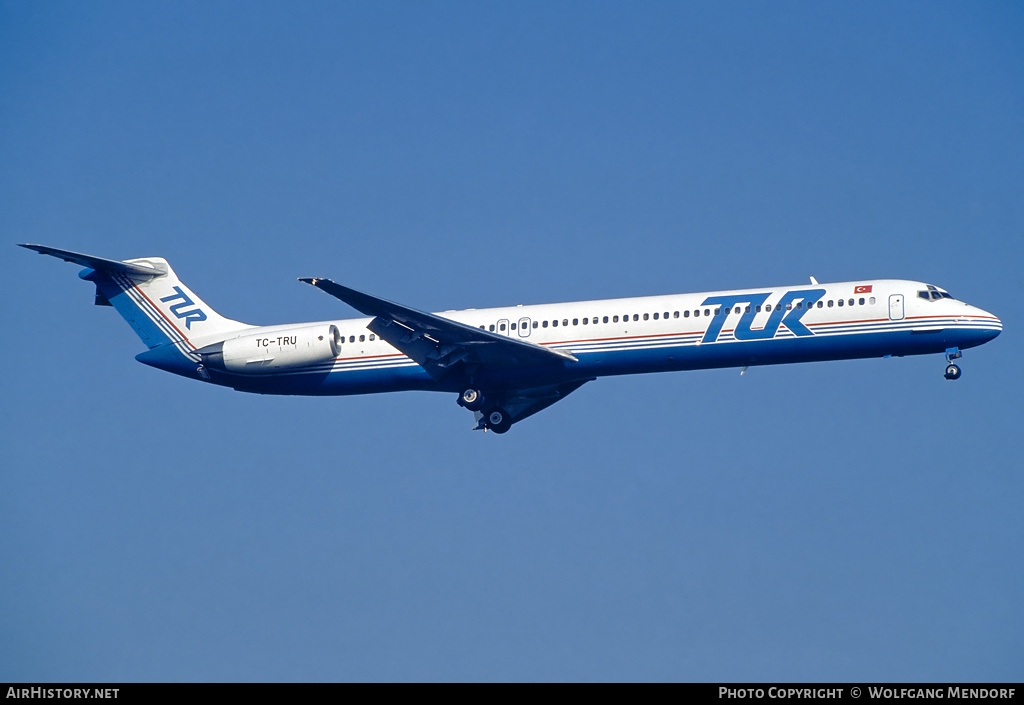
[2,1,1021,682]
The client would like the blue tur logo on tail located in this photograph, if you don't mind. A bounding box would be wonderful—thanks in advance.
[160,286,207,329]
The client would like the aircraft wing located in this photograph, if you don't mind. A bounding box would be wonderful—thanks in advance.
[300,277,578,381]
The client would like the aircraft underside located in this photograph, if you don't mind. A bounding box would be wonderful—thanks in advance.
[185,323,996,432]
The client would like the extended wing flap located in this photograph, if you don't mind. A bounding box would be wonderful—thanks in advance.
[301,277,576,380]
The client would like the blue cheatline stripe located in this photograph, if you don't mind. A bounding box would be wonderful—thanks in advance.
[205,320,998,394]
[93,273,173,349]
[209,316,1001,381]
[247,327,997,396]
[111,273,201,360]
[113,273,183,342]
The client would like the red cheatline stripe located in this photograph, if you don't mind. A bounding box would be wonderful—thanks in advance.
[127,281,196,349]
[112,273,196,353]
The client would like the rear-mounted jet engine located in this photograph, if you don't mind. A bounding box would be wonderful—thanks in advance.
[197,324,341,374]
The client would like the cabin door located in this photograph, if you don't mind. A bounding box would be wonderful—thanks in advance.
[888,294,905,321]
[518,317,532,338]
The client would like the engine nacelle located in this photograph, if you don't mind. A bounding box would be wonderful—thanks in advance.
[198,324,341,374]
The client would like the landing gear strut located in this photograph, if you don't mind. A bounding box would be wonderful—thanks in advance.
[944,347,962,381]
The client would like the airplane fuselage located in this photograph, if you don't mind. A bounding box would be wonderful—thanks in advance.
[137,279,1001,396]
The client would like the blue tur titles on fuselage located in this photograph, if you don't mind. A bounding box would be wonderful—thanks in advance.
[698,288,826,344]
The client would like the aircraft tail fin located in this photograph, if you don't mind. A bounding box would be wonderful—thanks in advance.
[20,244,250,350]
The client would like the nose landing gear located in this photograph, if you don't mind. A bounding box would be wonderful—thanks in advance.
[944,347,962,380]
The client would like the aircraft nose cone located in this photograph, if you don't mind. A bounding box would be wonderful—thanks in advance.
[973,307,1002,342]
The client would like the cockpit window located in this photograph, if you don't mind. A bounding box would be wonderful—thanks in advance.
[918,284,953,302]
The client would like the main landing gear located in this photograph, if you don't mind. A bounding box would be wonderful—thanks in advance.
[457,388,513,433]
[944,347,962,381]
[458,388,486,411]
[483,407,513,434]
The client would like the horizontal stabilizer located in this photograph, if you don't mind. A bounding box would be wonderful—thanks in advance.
[18,243,167,279]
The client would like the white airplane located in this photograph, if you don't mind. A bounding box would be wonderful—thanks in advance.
[21,244,1002,433]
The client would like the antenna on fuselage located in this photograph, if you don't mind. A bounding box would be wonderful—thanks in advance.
[809,276,819,285]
